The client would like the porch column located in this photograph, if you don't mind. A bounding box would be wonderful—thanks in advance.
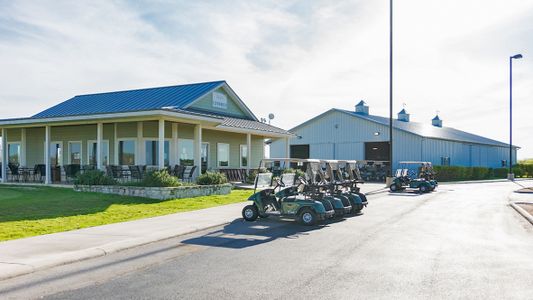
[96,122,103,170]
[45,125,51,184]
[246,133,252,173]
[285,137,290,158]
[21,128,26,166]
[158,119,165,170]
[136,121,143,165]
[1,128,6,183]
[171,123,178,166]
[193,124,202,177]
[113,123,118,165]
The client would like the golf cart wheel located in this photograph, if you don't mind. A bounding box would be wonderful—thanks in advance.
[242,205,259,221]
[390,183,399,192]
[419,185,428,193]
[298,208,317,226]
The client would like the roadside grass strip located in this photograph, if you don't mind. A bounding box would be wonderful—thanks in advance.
[0,185,251,242]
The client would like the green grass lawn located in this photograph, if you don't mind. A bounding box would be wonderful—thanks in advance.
[0,185,252,242]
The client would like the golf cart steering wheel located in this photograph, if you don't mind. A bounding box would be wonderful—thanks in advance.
[276,178,285,187]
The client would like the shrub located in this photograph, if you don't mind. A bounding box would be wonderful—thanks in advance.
[246,167,267,184]
[282,168,306,180]
[433,166,509,182]
[74,170,117,186]
[196,171,228,185]
[140,170,181,187]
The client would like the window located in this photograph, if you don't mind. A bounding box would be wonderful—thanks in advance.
[201,143,209,173]
[179,139,194,166]
[145,140,170,166]
[441,157,451,166]
[364,142,390,161]
[217,143,230,167]
[240,144,248,168]
[68,142,82,165]
[119,140,136,165]
[8,143,20,164]
[88,140,109,166]
[290,144,310,159]
[49,142,63,166]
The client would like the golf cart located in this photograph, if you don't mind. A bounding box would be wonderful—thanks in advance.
[389,161,434,193]
[419,162,438,190]
[242,160,334,226]
[338,160,369,211]
[321,160,368,214]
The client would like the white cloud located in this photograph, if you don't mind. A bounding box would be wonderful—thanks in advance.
[0,0,532,158]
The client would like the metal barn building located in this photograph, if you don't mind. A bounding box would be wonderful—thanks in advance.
[270,101,518,169]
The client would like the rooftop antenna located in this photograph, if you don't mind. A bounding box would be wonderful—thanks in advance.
[268,113,275,125]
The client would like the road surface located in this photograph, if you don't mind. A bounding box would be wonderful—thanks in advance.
[1,181,532,299]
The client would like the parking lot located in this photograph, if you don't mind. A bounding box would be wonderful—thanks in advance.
[1,181,533,300]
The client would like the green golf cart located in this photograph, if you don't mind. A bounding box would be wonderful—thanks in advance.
[389,161,434,193]
[242,164,334,226]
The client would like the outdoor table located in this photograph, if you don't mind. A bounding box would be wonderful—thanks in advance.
[18,167,34,182]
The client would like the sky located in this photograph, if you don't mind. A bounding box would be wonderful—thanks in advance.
[0,0,532,158]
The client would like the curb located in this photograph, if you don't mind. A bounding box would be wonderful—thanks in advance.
[0,222,231,282]
[509,202,533,226]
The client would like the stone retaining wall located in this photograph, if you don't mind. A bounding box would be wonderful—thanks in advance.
[74,183,233,200]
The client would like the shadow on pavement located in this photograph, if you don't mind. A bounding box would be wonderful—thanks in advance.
[181,218,329,249]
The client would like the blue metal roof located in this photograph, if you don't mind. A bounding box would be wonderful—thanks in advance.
[338,109,514,148]
[32,80,226,118]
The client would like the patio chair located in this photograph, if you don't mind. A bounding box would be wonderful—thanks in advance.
[64,164,81,183]
[129,165,144,182]
[174,165,186,179]
[8,163,20,182]
[33,164,46,182]
[183,166,197,182]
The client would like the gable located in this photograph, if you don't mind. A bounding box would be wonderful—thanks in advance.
[187,87,250,119]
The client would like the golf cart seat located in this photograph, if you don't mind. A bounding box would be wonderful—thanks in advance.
[395,169,402,177]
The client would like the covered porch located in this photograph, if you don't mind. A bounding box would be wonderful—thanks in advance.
[0,111,290,184]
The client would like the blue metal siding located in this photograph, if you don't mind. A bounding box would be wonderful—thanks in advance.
[32,81,225,118]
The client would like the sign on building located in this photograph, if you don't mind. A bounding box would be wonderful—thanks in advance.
[212,92,228,109]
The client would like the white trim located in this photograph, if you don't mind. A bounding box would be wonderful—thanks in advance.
[202,142,210,170]
[194,124,202,176]
[240,144,248,168]
[217,142,230,168]
[171,123,178,166]
[113,123,118,165]
[44,126,50,184]
[158,119,165,170]
[1,128,5,182]
[20,128,26,166]
[87,139,110,166]
[136,121,143,165]
[67,141,83,165]
[117,138,137,166]
[0,110,223,127]
[208,125,293,138]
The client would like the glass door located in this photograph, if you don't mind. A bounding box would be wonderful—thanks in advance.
[201,143,209,173]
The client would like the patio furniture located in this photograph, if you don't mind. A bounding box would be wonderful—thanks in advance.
[64,164,81,183]
[183,166,197,182]
[34,164,46,182]
[18,167,34,182]
[174,165,186,179]
[218,168,247,182]
[128,165,144,181]
[8,163,20,182]
[107,165,129,181]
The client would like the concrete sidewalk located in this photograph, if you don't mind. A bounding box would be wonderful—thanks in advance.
[0,183,385,281]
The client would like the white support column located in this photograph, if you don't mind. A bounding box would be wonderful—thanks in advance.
[158,119,165,170]
[1,128,6,183]
[246,133,252,173]
[113,123,118,165]
[136,121,143,165]
[285,137,290,158]
[96,123,103,170]
[171,123,178,166]
[193,124,202,177]
[45,126,51,184]
[21,128,26,166]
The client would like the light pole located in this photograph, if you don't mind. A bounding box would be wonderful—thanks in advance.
[388,0,394,185]
[508,53,522,180]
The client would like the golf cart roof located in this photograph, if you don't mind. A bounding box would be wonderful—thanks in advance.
[399,161,430,165]
[261,158,321,164]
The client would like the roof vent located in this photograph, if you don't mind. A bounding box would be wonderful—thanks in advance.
[432,114,442,127]
[355,100,369,115]
[397,108,410,122]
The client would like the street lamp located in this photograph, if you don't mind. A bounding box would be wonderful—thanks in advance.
[508,53,522,180]
[388,0,394,185]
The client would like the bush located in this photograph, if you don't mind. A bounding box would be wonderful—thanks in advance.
[282,168,306,180]
[433,166,509,182]
[140,170,181,187]
[196,171,228,185]
[74,170,117,186]
[246,167,267,184]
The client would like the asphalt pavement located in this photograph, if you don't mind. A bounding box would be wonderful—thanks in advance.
[1,181,532,300]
